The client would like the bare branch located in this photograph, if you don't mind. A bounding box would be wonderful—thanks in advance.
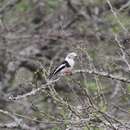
[74,69,130,83]
[9,78,61,100]
[106,0,128,33]
[0,109,36,130]
[114,34,130,71]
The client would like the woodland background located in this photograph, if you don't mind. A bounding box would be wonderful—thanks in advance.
[0,0,130,130]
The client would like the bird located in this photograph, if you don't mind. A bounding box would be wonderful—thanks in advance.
[48,52,77,80]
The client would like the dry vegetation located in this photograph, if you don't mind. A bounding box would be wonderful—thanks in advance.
[0,0,130,130]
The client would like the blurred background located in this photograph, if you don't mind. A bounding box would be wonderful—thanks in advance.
[0,0,130,130]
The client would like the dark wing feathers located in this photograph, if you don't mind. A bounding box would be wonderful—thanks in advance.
[64,60,71,67]
[48,61,70,79]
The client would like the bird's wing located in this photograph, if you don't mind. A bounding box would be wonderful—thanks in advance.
[48,61,70,79]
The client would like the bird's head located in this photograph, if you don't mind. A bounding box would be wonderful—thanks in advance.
[66,52,77,60]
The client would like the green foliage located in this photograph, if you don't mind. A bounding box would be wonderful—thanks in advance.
[59,107,68,119]
[85,81,98,93]
[47,0,62,13]
[4,1,32,25]
[104,11,130,33]
[105,14,121,33]
[77,21,88,33]
[98,101,107,112]
[88,49,97,60]
[109,62,118,70]
[127,84,130,93]
[83,126,104,130]
[51,127,61,130]
[16,1,30,12]
[121,95,129,103]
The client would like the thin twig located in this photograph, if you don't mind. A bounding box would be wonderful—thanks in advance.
[9,78,60,100]
[114,34,130,71]
[74,69,130,83]
[106,0,128,33]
